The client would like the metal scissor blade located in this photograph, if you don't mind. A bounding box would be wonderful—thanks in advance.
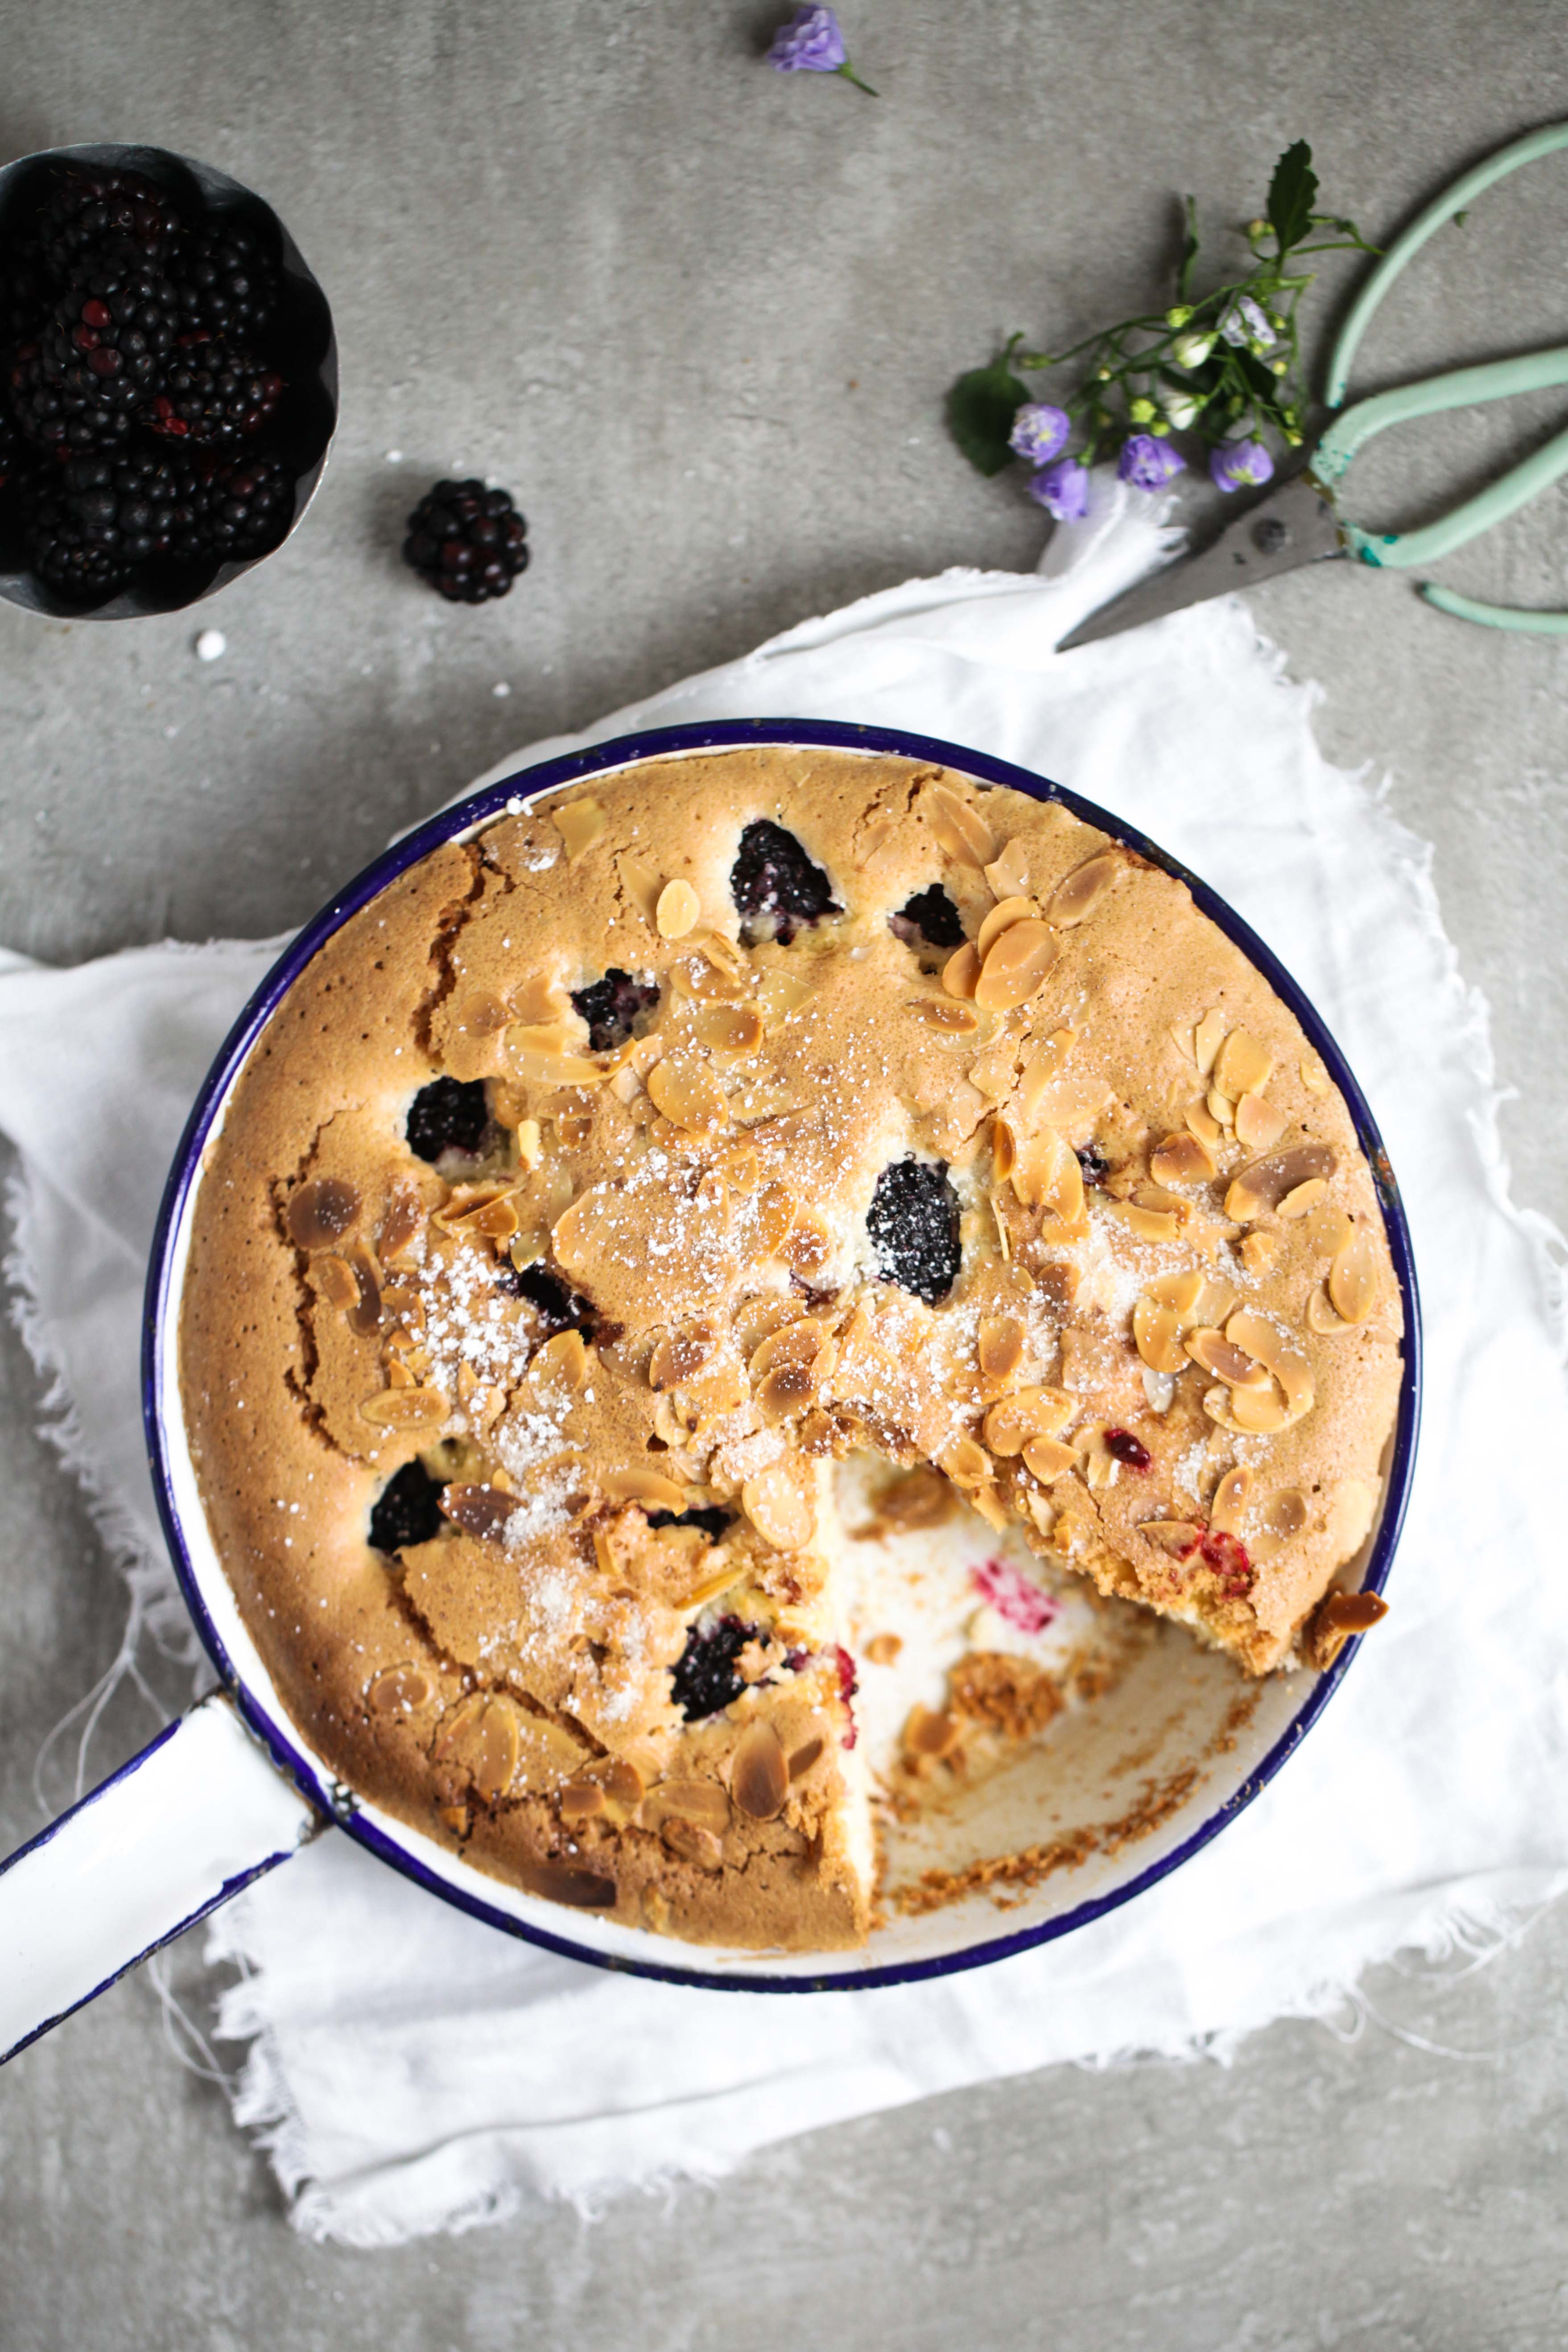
[1056,471,1347,652]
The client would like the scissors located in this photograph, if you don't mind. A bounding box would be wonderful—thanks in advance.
[1059,119,1568,651]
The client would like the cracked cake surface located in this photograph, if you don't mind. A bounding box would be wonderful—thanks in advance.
[178,744,1403,1952]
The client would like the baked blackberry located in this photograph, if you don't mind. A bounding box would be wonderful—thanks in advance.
[647,1506,734,1541]
[730,820,840,943]
[170,223,279,340]
[148,334,284,447]
[38,164,185,285]
[405,1075,489,1162]
[202,453,294,562]
[670,1616,757,1721]
[0,408,25,493]
[890,884,964,949]
[14,265,180,451]
[402,479,528,604]
[867,1158,962,1306]
[367,1459,446,1556]
[569,968,660,1052]
[496,1260,599,1343]
[21,446,189,599]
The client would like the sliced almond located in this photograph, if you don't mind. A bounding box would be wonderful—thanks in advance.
[1022,1434,1076,1481]
[1184,1328,1271,1389]
[742,1461,816,1551]
[1151,1131,1217,1186]
[1110,1201,1181,1245]
[942,941,982,1000]
[367,1665,433,1713]
[605,1466,687,1511]
[1300,1056,1330,1096]
[976,895,1035,958]
[974,920,1058,1012]
[730,1721,789,1821]
[1185,1098,1223,1147]
[747,1181,798,1262]
[314,1253,359,1312]
[1132,1296,1185,1375]
[1208,1089,1236,1130]
[977,1315,1025,1382]
[1229,1384,1292,1435]
[694,1002,764,1055]
[287,1174,361,1252]
[983,1386,1073,1454]
[649,1325,717,1391]
[655,878,701,940]
[713,1139,760,1195]
[1194,1009,1227,1076]
[661,1817,723,1869]
[1239,1230,1279,1275]
[1149,1266,1205,1318]
[532,1328,588,1398]
[1278,1176,1328,1221]
[1139,1520,1203,1561]
[1214,1029,1272,1099]
[926,782,997,869]
[1305,1196,1354,1260]
[939,1436,992,1487]
[909,995,979,1034]
[1193,1275,1241,1327]
[1046,852,1118,927]
[1306,1285,1352,1335]
[1235,1093,1287,1151]
[659,1779,731,1833]
[1225,1143,1337,1222]
[983,837,1032,898]
[1329,1222,1379,1324]
[1210,1465,1252,1535]
[992,1118,1018,1184]
[1266,1488,1308,1538]
[647,1055,728,1135]
[788,1736,825,1780]
[559,1778,607,1826]
[359,1386,448,1429]
[552,797,606,862]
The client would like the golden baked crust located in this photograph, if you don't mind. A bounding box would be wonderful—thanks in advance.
[179,746,1403,1951]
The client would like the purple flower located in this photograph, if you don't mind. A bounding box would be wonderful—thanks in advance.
[1026,456,1090,523]
[1118,434,1187,491]
[767,7,878,92]
[1008,403,1070,467]
[1209,438,1275,493]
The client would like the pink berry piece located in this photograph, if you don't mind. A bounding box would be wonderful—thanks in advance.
[971,1555,1059,1636]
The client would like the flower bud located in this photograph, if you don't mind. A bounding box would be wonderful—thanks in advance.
[1164,305,1193,328]
[1171,331,1215,370]
[1160,389,1202,430]
[1128,396,1155,423]
[1271,358,1288,376]
[1247,217,1268,239]
[1150,420,1170,436]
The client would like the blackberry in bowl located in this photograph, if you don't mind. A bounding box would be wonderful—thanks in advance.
[0,142,336,619]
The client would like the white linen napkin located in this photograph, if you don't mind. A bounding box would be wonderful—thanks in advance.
[3,479,1566,2248]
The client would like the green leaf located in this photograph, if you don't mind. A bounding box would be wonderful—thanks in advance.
[946,359,1030,476]
[1267,140,1318,255]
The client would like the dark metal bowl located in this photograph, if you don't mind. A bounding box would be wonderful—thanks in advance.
[0,141,338,620]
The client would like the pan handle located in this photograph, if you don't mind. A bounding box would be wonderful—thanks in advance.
[0,1690,321,2062]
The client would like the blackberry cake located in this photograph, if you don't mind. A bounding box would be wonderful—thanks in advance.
[179,746,1403,1951]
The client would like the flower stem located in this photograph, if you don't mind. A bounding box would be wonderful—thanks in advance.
[835,62,879,95]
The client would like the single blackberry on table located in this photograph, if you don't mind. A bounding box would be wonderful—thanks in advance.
[889,883,964,950]
[647,1506,733,1542]
[402,478,529,604]
[202,452,294,562]
[170,223,279,340]
[367,1459,446,1555]
[866,1157,962,1306]
[405,1074,490,1162]
[21,446,189,598]
[37,164,186,285]
[495,1259,599,1343]
[569,968,660,1053]
[670,1615,757,1721]
[730,819,840,944]
[147,333,284,447]
[13,264,180,451]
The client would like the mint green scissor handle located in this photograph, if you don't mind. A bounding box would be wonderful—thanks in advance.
[1314,118,1568,632]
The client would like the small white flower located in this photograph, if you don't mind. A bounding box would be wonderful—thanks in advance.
[1218,295,1276,351]
[1171,330,1215,371]
[1161,389,1202,429]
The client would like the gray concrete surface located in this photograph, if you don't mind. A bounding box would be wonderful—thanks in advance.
[2,2,1568,2343]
